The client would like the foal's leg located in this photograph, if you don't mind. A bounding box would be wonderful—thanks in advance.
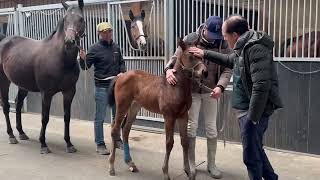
[39,92,53,154]
[109,100,132,176]
[0,78,17,144]
[122,102,141,173]
[15,88,29,140]
[162,117,175,180]
[177,113,195,180]
[62,87,77,153]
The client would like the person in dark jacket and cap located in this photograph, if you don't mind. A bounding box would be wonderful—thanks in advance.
[79,22,125,155]
[189,15,283,180]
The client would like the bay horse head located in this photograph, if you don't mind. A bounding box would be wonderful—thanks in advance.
[177,38,208,79]
[61,0,85,49]
[129,9,147,50]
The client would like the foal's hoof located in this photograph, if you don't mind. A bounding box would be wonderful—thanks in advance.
[129,165,139,173]
[40,147,52,154]
[9,137,18,144]
[127,162,139,173]
[188,173,196,180]
[19,134,29,140]
[109,169,115,176]
[66,146,77,153]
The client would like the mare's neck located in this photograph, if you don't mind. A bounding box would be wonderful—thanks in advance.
[49,20,79,66]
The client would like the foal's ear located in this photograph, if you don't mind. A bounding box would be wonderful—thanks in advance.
[129,10,135,21]
[178,37,187,51]
[61,1,69,10]
[78,0,84,10]
[141,10,145,20]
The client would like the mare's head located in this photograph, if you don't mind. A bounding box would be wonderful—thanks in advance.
[177,38,208,79]
[129,9,147,50]
[62,0,85,49]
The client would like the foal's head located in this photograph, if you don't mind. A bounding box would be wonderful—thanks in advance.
[176,38,208,79]
[62,0,85,49]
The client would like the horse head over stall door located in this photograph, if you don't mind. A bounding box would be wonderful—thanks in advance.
[107,38,208,180]
[0,0,85,154]
[280,31,320,57]
[128,2,147,50]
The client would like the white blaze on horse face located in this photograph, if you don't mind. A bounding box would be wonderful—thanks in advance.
[136,20,147,48]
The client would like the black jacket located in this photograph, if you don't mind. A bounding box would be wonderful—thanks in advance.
[203,30,283,122]
[79,39,126,87]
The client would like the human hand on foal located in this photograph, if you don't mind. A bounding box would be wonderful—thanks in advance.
[166,69,177,85]
[210,86,222,99]
[189,47,204,59]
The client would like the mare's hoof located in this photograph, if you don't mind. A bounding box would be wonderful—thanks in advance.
[40,147,52,154]
[109,169,115,176]
[66,146,77,153]
[9,137,18,144]
[19,134,29,140]
[184,169,189,176]
[185,169,196,180]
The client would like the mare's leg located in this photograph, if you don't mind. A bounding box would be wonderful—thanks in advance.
[122,102,141,173]
[15,88,29,140]
[39,92,53,154]
[109,95,132,176]
[62,87,77,153]
[177,113,195,180]
[162,116,175,180]
[0,76,17,144]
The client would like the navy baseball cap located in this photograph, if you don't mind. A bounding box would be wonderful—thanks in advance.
[205,16,223,40]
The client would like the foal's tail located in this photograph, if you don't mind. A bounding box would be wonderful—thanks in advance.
[107,77,118,107]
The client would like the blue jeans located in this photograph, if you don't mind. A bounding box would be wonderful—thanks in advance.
[94,87,116,145]
[239,114,278,180]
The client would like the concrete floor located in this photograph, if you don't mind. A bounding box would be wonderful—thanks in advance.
[0,112,319,180]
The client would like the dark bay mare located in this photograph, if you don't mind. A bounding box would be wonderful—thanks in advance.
[107,39,208,180]
[0,0,85,154]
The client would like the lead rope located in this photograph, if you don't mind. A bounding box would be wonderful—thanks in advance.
[218,41,226,148]
[77,42,91,119]
[77,43,88,94]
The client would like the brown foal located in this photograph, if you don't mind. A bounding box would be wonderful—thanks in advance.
[107,39,207,180]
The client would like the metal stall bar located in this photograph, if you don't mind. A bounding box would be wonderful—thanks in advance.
[314,0,318,58]
[302,0,306,57]
[284,0,288,57]
[290,0,294,57]
[308,0,312,58]
[296,0,300,57]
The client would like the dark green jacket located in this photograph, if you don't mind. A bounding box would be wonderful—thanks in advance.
[203,30,283,122]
